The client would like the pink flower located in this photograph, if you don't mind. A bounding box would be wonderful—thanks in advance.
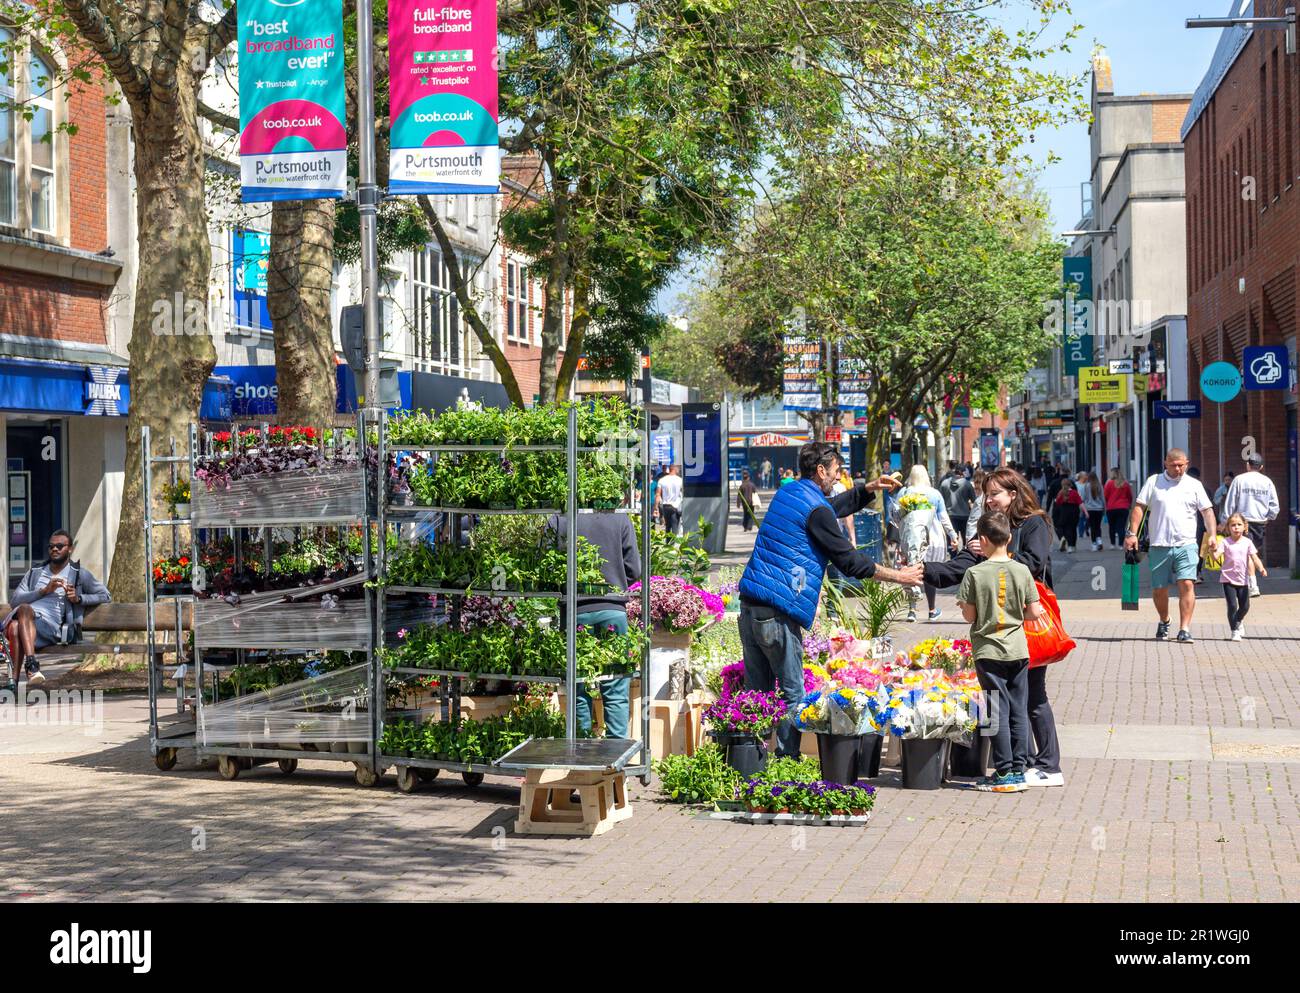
[396,628,408,640]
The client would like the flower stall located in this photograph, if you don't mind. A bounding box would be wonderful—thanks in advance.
[375,397,658,813]
[142,418,391,783]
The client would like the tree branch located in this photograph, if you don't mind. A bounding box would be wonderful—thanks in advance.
[415,194,526,406]
[206,2,240,62]
[198,99,238,132]
[61,0,151,108]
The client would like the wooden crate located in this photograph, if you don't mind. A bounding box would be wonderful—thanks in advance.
[192,465,365,527]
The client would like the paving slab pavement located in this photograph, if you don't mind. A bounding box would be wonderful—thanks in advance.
[0,513,1296,901]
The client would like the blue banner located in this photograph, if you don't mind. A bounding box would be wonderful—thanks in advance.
[239,0,347,201]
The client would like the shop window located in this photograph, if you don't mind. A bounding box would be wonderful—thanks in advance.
[0,32,58,234]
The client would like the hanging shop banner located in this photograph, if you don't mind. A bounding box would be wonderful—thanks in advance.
[231,229,271,332]
[388,0,500,195]
[1062,257,1094,377]
[782,335,822,411]
[836,355,872,410]
[238,0,347,202]
[1079,366,1130,405]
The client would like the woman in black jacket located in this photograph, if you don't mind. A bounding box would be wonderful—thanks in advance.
[924,467,1064,787]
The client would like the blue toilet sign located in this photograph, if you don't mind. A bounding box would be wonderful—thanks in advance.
[1200,362,1242,403]
[1243,346,1288,390]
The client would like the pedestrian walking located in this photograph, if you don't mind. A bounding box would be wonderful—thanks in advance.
[1219,513,1266,642]
[656,463,684,535]
[1125,449,1219,644]
[1103,468,1133,548]
[1052,479,1082,553]
[1223,456,1279,596]
[892,465,961,623]
[1030,466,1048,504]
[1045,465,1068,509]
[737,443,919,757]
[925,467,1064,787]
[737,470,760,532]
[1212,471,1234,523]
[939,461,976,546]
[1079,471,1105,551]
[957,511,1044,793]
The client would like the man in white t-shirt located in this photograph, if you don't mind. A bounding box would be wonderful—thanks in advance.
[1223,456,1279,596]
[656,464,684,535]
[1125,449,1219,644]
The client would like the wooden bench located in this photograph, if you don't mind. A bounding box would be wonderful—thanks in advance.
[1,602,192,659]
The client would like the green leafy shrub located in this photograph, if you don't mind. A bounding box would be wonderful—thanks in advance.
[653,743,743,805]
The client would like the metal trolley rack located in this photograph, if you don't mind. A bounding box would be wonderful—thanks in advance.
[374,393,655,794]
[144,414,386,785]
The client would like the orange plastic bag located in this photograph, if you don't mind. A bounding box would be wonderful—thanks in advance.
[1024,581,1075,668]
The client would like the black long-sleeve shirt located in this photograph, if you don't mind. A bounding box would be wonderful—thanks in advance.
[806,484,878,580]
[924,513,1054,589]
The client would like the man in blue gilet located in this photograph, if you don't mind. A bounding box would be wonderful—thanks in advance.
[738,442,920,757]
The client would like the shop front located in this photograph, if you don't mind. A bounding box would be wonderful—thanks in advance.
[1,355,231,591]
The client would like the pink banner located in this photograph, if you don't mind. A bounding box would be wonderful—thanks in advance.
[388,0,499,195]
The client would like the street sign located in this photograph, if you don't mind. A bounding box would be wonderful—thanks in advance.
[1132,374,1149,395]
[1062,257,1094,377]
[824,426,843,443]
[1243,346,1288,390]
[1079,367,1129,404]
[950,404,970,427]
[1108,359,1135,375]
[1200,361,1242,402]
[1153,400,1202,420]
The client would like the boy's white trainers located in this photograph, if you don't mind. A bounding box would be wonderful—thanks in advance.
[1230,629,1243,642]
[1023,768,1065,788]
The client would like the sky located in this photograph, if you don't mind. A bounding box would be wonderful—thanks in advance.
[658,0,1230,313]
[1030,0,1227,231]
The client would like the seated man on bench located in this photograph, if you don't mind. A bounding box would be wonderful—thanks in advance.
[4,529,111,694]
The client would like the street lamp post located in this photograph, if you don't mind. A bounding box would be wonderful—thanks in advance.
[1186,6,1296,55]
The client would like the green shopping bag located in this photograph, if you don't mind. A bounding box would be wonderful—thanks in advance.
[1122,552,1142,610]
[1121,509,1146,611]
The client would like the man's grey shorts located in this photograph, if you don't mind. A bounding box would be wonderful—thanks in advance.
[33,613,63,650]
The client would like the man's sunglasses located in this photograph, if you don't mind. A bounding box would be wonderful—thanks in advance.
[48,542,70,550]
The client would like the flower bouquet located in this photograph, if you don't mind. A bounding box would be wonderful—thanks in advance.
[870,671,979,743]
[907,637,974,676]
[895,492,936,573]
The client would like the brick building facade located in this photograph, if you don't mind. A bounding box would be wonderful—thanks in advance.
[1182,0,1299,566]
[0,31,129,590]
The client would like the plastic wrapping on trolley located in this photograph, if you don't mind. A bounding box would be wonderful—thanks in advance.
[191,466,367,526]
[199,662,372,747]
[194,594,431,651]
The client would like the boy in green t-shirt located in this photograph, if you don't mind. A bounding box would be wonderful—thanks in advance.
[957,511,1044,794]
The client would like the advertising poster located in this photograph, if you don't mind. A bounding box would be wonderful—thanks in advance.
[388,0,500,194]
[238,0,347,202]
[231,229,272,331]
[1079,366,1130,404]
[782,336,822,411]
[836,355,872,410]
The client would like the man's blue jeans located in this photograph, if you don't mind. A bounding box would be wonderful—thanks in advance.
[738,601,805,757]
[574,609,631,738]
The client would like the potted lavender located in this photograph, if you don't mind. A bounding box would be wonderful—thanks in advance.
[702,687,785,777]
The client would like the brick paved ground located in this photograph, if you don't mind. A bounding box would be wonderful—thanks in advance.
[1,513,1298,902]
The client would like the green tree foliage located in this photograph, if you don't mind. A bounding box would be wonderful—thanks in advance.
[712,134,1068,466]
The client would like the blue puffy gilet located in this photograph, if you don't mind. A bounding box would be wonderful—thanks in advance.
[738,478,832,629]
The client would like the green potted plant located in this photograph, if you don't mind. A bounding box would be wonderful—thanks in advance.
[161,478,191,519]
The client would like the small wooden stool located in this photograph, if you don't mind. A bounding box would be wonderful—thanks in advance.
[515,767,632,837]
